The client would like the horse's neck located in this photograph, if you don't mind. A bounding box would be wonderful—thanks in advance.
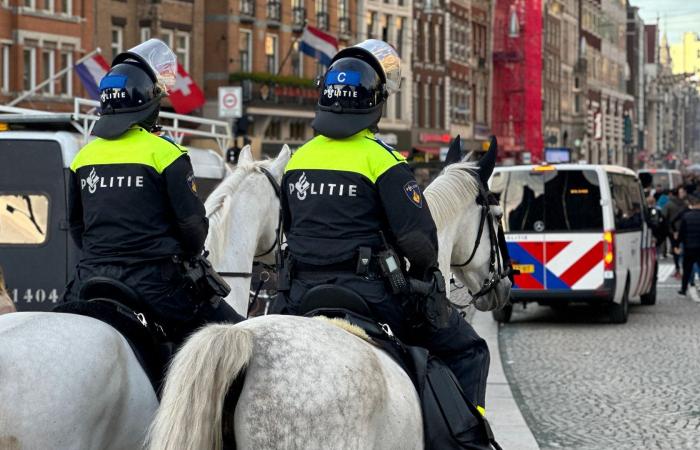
[216,192,268,317]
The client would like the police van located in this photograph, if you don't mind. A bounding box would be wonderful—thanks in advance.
[0,98,232,311]
[490,164,657,324]
[637,168,683,192]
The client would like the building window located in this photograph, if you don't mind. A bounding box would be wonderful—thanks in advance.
[59,0,72,15]
[413,81,419,126]
[265,34,278,74]
[111,26,124,60]
[44,0,54,12]
[23,47,36,91]
[395,18,404,56]
[240,29,252,72]
[380,15,388,42]
[160,29,174,48]
[1,44,9,92]
[423,82,430,128]
[435,84,441,129]
[291,41,303,77]
[367,12,377,39]
[140,27,151,42]
[396,77,404,120]
[289,121,306,141]
[292,0,305,27]
[267,0,281,21]
[175,32,190,71]
[265,119,282,140]
[41,49,55,95]
[23,0,35,9]
[338,0,350,35]
[60,49,72,96]
[315,0,328,30]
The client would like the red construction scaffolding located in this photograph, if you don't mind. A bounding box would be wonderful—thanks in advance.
[491,0,543,163]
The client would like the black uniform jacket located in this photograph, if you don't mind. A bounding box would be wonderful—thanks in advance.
[68,127,207,262]
[282,129,439,277]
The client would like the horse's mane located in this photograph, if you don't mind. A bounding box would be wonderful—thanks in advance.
[204,159,273,252]
[424,161,481,229]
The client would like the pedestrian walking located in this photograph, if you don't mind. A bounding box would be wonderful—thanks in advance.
[676,194,700,296]
[664,186,688,277]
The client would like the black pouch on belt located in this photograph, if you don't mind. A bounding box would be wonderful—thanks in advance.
[174,252,231,305]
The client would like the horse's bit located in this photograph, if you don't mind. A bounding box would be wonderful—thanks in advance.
[450,171,515,303]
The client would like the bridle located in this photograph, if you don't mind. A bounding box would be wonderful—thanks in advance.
[217,166,281,279]
[450,170,515,302]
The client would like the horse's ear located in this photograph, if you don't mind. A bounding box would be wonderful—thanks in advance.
[270,144,291,178]
[238,145,253,164]
[477,136,497,187]
[444,135,462,166]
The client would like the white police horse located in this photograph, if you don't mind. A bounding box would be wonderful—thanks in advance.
[147,140,511,450]
[0,146,290,450]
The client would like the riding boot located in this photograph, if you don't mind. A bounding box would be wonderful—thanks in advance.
[421,308,490,412]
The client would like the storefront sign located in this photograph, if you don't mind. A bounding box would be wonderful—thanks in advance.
[419,133,451,144]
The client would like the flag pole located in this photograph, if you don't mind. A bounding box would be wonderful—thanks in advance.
[9,47,102,106]
[275,22,306,77]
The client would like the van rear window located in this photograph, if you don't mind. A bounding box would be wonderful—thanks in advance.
[544,170,603,232]
[0,194,49,244]
[491,170,603,232]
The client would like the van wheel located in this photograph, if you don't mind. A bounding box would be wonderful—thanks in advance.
[640,264,657,306]
[609,278,630,324]
[492,303,513,323]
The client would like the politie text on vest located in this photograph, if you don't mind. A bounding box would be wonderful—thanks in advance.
[288,172,358,201]
[80,167,144,194]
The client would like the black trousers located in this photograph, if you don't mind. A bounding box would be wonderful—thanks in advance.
[274,272,490,408]
[681,248,700,293]
[63,259,243,346]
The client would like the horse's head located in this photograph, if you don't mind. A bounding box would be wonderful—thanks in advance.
[427,137,511,312]
[204,144,291,315]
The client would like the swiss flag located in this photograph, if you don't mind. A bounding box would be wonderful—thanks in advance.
[169,64,206,114]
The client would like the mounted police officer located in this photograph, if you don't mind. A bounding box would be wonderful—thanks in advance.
[274,40,491,413]
[63,39,242,345]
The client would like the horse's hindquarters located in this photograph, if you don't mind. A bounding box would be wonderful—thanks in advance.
[0,312,157,450]
[234,316,423,450]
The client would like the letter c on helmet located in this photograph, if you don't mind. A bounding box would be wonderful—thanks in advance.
[337,72,346,83]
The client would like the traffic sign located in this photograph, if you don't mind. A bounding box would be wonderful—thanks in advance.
[218,86,242,118]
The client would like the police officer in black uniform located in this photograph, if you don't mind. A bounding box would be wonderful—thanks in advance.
[275,40,491,412]
[63,39,242,344]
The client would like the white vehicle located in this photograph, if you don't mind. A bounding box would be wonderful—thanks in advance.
[490,164,657,324]
[638,168,683,192]
[0,98,232,312]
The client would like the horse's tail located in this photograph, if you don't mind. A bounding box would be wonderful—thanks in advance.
[146,324,253,450]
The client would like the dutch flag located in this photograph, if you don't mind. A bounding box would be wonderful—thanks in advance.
[75,54,110,100]
[300,26,338,67]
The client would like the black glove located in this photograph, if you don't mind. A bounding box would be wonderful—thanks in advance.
[405,268,452,331]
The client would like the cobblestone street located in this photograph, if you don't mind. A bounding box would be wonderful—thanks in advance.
[499,271,700,449]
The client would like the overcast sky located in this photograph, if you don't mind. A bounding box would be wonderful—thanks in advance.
[631,0,700,45]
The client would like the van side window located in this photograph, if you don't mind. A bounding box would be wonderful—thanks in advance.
[610,174,643,231]
[0,194,49,244]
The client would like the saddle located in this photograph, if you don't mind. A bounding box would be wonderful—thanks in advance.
[53,277,172,394]
[298,285,501,450]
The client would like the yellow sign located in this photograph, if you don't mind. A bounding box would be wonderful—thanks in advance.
[0,123,8,131]
[512,264,535,274]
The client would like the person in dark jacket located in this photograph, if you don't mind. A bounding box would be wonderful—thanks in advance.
[273,39,492,413]
[676,194,700,295]
[63,39,241,344]
[664,186,688,277]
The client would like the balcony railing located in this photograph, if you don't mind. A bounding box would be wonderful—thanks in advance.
[316,11,329,30]
[240,0,254,17]
[267,1,281,21]
[338,17,351,36]
[292,6,306,28]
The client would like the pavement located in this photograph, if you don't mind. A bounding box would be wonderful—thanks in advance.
[496,263,700,449]
[472,310,540,450]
